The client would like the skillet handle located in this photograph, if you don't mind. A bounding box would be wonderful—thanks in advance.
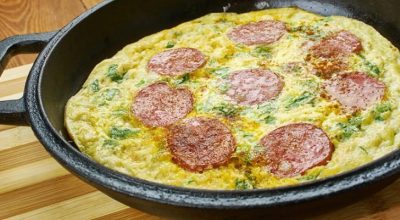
[0,31,55,125]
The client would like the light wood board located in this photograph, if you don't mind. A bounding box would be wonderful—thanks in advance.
[0,0,101,69]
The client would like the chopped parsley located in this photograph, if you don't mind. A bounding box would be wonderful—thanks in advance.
[297,170,322,181]
[251,46,272,58]
[109,127,139,140]
[264,115,276,124]
[177,73,190,84]
[112,109,128,117]
[359,55,381,76]
[288,24,325,40]
[242,133,253,138]
[358,146,369,155]
[337,116,363,140]
[103,139,119,148]
[367,62,381,75]
[373,102,392,121]
[135,79,146,87]
[90,79,100,92]
[213,103,240,117]
[218,83,230,93]
[257,103,276,114]
[235,178,253,190]
[107,64,124,82]
[210,67,230,78]
[166,41,175,48]
[286,91,315,109]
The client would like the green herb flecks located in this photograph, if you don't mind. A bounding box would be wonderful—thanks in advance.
[242,133,253,138]
[218,83,230,93]
[109,127,139,140]
[235,178,253,190]
[90,79,100,92]
[112,108,128,118]
[235,144,252,165]
[373,102,392,121]
[210,67,230,79]
[135,79,146,87]
[288,23,325,40]
[103,88,120,101]
[176,73,190,84]
[264,115,276,124]
[103,139,119,148]
[358,146,369,155]
[286,91,315,109]
[166,41,175,48]
[257,102,276,114]
[297,170,322,181]
[337,116,363,140]
[212,103,240,117]
[251,46,272,58]
[359,55,381,76]
[107,64,124,82]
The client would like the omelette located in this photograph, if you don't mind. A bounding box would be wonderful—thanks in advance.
[65,8,400,190]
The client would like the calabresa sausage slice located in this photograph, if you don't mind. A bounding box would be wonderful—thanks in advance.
[254,123,333,178]
[167,117,236,172]
[323,72,385,110]
[227,20,287,45]
[307,31,362,78]
[226,69,283,106]
[148,48,206,76]
[132,82,193,127]
[310,30,362,58]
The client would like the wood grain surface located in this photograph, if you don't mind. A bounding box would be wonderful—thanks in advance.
[0,0,100,69]
[1,1,400,220]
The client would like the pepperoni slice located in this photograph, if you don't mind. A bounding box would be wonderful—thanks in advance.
[226,69,283,106]
[167,117,236,172]
[228,20,287,45]
[148,48,206,76]
[306,31,362,78]
[323,72,385,110]
[255,123,333,178]
[310,30,362,58]
[132,82,193,127]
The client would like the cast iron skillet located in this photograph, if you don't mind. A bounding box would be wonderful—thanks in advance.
[1,0,400,219]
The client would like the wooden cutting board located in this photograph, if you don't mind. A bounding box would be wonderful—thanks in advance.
[1,64,400,220]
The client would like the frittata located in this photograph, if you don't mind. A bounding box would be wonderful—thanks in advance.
[65,8,400,190]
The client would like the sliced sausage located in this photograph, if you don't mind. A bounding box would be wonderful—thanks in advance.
[228,20,287,45]
[323,72,385,110]
[148,48,206,76]
[310,30,362,58]
[306,31,362,78]
[132,82,193,127]
[226,69,283,106]
[167,117,236,172]
[255,123,333,178]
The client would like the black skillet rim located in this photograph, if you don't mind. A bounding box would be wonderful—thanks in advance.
[26,0,400,209]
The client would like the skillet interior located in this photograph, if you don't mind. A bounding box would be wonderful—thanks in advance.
[35,0,400,218]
